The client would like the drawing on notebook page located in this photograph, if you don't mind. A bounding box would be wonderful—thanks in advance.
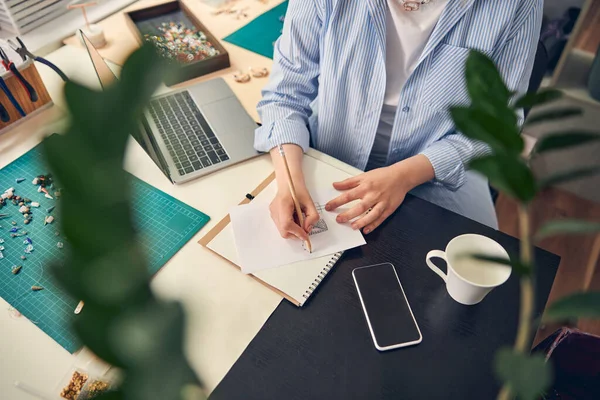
[309,203,329,236]
[228,187,366,274]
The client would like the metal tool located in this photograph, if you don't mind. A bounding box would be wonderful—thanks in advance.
[0,101,9,122]
[0,75,25,117]
[0,47,38,102]
[7,37,68,82]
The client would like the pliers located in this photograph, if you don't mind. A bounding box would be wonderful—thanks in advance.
[7,37,68,82]
[0,47,37,102]
[0,101,9,122]
[0,73,25,117]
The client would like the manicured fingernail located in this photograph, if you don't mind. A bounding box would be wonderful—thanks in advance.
[364,228,370,234]
[325,205,332,211]
[337,216,345,223]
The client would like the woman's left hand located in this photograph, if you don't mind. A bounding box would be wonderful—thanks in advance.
[325,155,435,234]
[325,166,409,234]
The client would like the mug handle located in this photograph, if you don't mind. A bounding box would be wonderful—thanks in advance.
[426,250,448,282]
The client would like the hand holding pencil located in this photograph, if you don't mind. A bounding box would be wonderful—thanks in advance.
[269,144,319,251]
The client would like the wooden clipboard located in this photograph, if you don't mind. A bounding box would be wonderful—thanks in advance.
[198,172,302,306]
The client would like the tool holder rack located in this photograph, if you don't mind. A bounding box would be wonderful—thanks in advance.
[0,60,53,135]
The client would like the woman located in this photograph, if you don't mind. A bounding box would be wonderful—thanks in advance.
[256,0,542,242]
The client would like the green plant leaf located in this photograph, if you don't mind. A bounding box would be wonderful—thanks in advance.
[469,254,531,276]
[514,89,562,109]
[525,107,583,125]
[533,131,600,154]
[465,50,511,105]
[495,348,553,400]
[536,219,600,239]
[538,166,600,188]
[544,292,600,320]
[451,107,524,154]
[42,44,201,397]
[470,155,537,202]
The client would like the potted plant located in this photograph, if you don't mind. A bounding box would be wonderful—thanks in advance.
[451,51,600,400]
[43,45,204,400]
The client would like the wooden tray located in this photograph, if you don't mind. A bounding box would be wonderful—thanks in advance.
[125,0,230,86]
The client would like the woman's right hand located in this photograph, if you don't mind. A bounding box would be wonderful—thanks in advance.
[270,185,319,241]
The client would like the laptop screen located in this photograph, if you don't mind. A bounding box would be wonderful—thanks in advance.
[80,30,118,89]
[79,30,172,181]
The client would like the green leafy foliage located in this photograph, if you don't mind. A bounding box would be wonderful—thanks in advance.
[536,219,600,239]
[463,50,519,129]
[538,166,600,189]
[470,155,537,203]
[544,292,600,321]
[495,348,553,400]
[451,107,524,154]
[465,50,511,106]
[514,89,562,109]
[455,49,600,400]
[42,45,203,399]
[533,131,600,154]
[525,108,583,125]
[469,254,531,277]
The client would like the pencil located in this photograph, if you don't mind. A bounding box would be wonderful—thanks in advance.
[278,145,312,253]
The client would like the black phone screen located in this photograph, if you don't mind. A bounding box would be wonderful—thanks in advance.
[353,263,421,350]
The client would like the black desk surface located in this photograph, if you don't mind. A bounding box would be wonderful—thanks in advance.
[210,195,560,400]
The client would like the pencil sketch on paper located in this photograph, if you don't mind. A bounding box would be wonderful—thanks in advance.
[309,203,329,236]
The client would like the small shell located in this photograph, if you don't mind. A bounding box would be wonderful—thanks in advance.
[45,193,53,199]
[56,242,64,249]
[24,219,30,225]
[19,206,29,213]
[44,215,54,225]
[16,178,25,183]
[74,301,85,314]
[31,285,43,291]
[32,178,39,185]
[12,266,22,275]
[46,206,55,213]
[37,186,42,193]
[20,255,26,260]
[31,202,40,208]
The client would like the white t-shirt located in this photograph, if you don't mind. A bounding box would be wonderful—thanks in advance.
[384,0,447,106]
[367,0,447,170]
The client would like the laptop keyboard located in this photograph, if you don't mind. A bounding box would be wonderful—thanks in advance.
[148,91,229,176]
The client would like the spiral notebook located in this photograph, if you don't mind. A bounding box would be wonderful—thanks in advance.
[199,155,362,306]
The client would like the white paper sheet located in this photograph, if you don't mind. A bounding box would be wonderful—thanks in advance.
[229,187,366,274]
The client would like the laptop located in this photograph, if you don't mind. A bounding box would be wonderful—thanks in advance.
[79,30,259,184]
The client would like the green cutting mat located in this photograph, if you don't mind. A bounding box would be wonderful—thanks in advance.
[223,1,288,59]
[0,144,210,353]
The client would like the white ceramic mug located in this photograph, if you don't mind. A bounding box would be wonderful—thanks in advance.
[426,234,512,305]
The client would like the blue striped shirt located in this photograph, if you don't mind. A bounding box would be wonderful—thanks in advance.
[255,0,542,190]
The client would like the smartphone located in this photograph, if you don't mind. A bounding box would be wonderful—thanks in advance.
[352,263,422,351]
